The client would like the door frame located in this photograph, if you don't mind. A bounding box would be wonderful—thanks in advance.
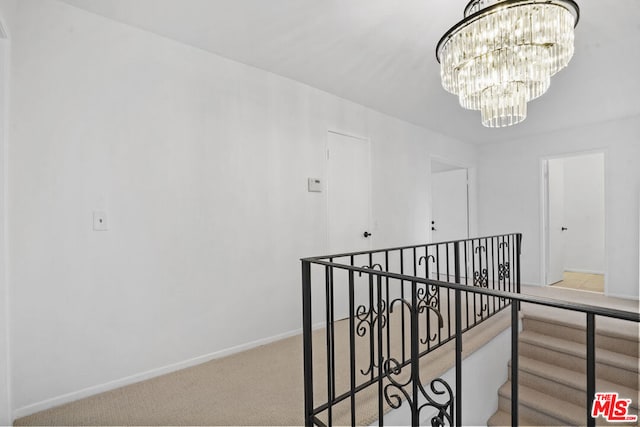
[0,15,11,426]
[539,149,607,290]
[429,155,471,242]
[325,129,372,254]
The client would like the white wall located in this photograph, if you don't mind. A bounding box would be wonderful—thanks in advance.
[0,37,8,424]
[0,35,7,427]
[5,0,478,417]
[563,154,605,273]
[477,116,640,299]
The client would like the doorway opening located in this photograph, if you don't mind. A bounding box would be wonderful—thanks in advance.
[430,159,470,280]
[430,159,469,242]
[541,152,606,293]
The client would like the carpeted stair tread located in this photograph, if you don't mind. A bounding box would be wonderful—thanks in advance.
[520,330,639,372]
[511,356,639,410]
[498,381,585,425]
[517,356,638,395]
[521,316,640,358]
[521,308,640,343]
[487,288,639,427]
[487,409,539,427]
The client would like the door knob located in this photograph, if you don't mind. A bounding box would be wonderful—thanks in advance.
[363,231,372,238]
[561,227,568,231]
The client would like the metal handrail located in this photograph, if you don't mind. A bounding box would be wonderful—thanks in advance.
[304,232,522,261]
[304,259,639,322]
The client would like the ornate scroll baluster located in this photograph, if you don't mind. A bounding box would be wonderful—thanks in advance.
[497,240,510,304]
[416,286,443,345]
[418,378,454,427]
[473,245,489,318]
[418,254,441,344]
[498,262,510,280]
[383,295,453,427]
[357,264,387,376]
[498,241,510,278]
[473,245,488,287]
[383,357,413,410]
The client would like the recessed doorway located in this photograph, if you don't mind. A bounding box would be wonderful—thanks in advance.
[430,159,469,242]
[542,152,606,293]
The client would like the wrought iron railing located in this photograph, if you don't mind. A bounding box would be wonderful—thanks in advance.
[301,233,640,427]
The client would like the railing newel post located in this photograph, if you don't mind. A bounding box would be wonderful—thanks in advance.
[376,274,384,427]
[348,269,356,426]
[324,264,334,427]
[454,241,462,427]
[511,300,519,427]
[586,313,596,427]
[410,280,419,427]
[516,233,522,310]
[302,260,314,427]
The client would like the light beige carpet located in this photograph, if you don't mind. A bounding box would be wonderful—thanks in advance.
[16,286,636,426]
[15,291,511,426]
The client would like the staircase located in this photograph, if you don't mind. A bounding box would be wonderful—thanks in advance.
[488,308,639,426]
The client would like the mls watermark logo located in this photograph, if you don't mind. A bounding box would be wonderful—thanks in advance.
[591,392,638,422]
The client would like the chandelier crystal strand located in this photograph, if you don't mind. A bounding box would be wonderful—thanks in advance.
[436,0,579,127]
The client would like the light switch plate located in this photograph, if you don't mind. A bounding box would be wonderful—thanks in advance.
[308,178,322,192]
[93,211,108,231]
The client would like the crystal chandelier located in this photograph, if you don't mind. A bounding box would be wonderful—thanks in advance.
[436,0,580,127]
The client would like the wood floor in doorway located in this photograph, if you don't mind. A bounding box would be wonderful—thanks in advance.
[552,271,604,293]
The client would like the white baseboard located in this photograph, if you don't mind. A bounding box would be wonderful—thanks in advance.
[564,268,605,275]
[13,327,304,420]
[604,291,640,301]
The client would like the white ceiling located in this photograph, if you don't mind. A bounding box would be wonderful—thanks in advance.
[59,0,640,144]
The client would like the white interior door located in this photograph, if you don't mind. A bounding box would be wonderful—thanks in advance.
[327,132,371,254]
[546,159,566,285]
[431,168,469,242]
[327,132,371,320]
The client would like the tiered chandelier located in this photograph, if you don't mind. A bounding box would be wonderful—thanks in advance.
[436,0,580,127]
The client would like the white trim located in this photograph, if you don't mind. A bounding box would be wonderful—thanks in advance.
[539,157,547,287]
[428,154,471,171]
[564,268,605,275]
[13,326,304,419]
[0,25,11,426]
[327,129,368,141]
[604,292,640,301]
[521,282,544,287]
[549,285,603,295]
